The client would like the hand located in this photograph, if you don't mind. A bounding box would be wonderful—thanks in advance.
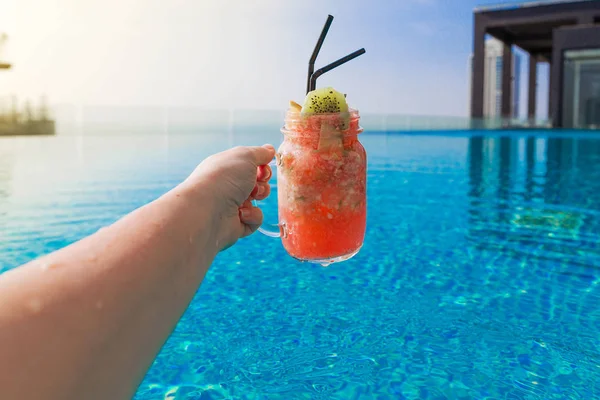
[185,145,275,250]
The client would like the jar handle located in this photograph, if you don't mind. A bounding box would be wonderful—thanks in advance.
[252,159,282,239]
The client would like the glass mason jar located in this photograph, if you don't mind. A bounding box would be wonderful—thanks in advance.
[258,107,367,266]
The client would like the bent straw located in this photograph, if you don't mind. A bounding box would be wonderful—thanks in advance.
[307,15,334,94]
[309,48,366,92]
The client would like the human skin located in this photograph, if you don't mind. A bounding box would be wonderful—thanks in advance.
[0,144,275,400]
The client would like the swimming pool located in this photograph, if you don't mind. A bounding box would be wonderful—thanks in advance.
[1,129,599,399]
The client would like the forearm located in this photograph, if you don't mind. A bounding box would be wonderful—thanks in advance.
[0,180,220,399]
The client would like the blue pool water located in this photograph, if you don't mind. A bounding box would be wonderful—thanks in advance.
[1,130,600,399]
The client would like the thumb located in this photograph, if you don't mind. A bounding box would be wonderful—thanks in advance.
[247,144,276,166]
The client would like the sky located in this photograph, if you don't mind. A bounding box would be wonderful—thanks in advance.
[0,0,550,118]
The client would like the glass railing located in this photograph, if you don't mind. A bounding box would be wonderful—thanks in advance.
[0,103,574,137]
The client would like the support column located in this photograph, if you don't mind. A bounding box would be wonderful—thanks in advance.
[528,54,537,124]
[548,61,554,124]
[525,137,536,202]
[470,15,486,121]
[501,41,513,121]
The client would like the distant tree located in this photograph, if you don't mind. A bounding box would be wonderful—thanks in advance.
[23,100,34,122]
[10,95,18,123]
[39,95,49,121]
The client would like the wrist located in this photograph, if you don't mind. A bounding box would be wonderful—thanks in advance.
[170,178,224,253]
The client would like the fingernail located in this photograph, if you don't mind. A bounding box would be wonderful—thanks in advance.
[257,186,265,196]
[240,208,250,219]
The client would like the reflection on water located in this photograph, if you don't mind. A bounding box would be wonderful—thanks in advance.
[1,130,600,399]
[467,135,600,269]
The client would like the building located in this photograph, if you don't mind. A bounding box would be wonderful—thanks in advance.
[468,37,521,119]
[470,0,600,129]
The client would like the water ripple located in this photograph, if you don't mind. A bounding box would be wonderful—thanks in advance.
[1,133,600,399]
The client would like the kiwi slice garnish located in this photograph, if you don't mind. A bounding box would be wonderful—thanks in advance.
[300,86,348,114]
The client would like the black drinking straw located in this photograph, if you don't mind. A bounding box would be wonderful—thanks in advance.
[308,48,366,92]
[307,14,334,94]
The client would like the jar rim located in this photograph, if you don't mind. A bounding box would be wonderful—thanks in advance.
[281,107,363,137]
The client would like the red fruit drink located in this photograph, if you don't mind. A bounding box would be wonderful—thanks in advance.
[276,108,366,264]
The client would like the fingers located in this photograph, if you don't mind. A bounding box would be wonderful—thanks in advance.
[239,206,263,227]
[257,164,272,182]
[247,144,276,166]
[241,198,253,209]
[250,182,271,200]
[251,163,272,199]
